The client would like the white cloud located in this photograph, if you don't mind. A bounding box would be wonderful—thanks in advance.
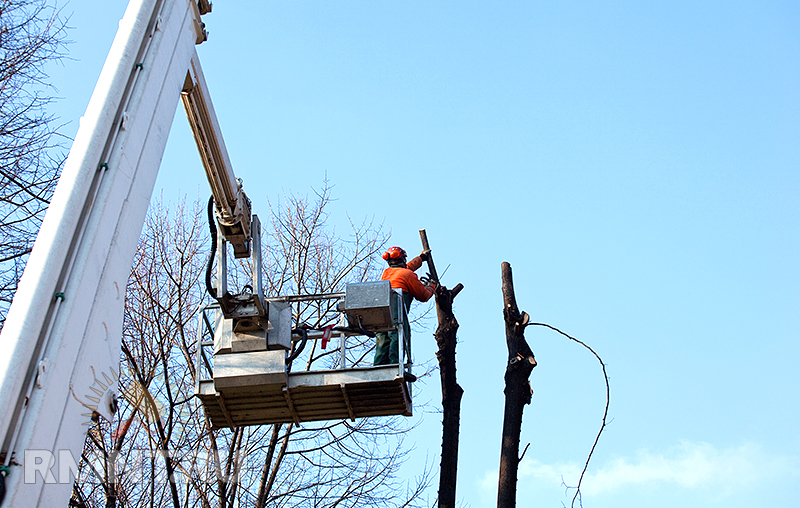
[479,441,800,502]
[518,441,799,496]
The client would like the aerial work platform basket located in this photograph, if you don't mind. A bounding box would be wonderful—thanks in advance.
[194,282,414,428]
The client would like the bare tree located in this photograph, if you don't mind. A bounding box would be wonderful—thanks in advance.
[0,0,68,324]
[417,230,465,508]
[496,265,610,508]
[73,184,432,507]
[431,281,464,508]
[498,261,536,508]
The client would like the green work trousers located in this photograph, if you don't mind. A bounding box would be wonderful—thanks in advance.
[374,291,413,366]
[374,330,399,366]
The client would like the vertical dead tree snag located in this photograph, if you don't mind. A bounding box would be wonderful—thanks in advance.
[498,261,537,507]
[434,283,464,508]
[420,230,464,508]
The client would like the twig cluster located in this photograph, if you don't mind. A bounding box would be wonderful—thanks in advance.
[0,0,69,325]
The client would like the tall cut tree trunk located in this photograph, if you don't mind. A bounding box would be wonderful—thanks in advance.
[433,283,464,508]
[498,262,536,508]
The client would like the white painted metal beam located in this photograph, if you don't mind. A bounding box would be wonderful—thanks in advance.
[0,0,206,505]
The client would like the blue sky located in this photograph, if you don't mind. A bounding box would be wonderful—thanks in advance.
[48,1,799,506]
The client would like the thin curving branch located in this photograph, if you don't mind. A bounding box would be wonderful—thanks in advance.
[528,322,609,508]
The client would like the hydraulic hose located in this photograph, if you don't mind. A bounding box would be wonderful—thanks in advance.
[205,195,218,300]
[286,327,309,366]
[332,315,375,338]
[0,466,7,504]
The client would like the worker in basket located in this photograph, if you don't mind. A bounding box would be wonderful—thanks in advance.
[374,246,436,365]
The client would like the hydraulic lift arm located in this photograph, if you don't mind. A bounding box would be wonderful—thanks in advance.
[181,58,253,259]
[180,57,267,331]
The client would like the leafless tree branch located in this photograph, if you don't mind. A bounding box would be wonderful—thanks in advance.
[73,188,431,507]
[0,0,69,325]
[529,322,610,508]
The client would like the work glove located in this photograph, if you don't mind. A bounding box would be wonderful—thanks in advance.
[421,274,437,288]
[419,250,430,262]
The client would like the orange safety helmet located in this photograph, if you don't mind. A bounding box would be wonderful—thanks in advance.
[382,246,407,261]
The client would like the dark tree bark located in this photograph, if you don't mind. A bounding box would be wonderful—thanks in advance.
[433,282,464,508]
[498,262,537,508]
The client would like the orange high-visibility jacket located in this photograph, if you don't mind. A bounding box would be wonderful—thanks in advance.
[381,256,434,303]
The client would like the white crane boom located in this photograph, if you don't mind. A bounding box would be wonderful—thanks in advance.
[181,58,253,258]
[0,0,250,505]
